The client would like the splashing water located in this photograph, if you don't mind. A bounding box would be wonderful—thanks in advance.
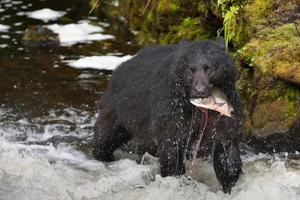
[1,107,300,200]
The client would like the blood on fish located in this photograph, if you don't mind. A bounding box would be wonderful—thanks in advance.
[191,107,208,174]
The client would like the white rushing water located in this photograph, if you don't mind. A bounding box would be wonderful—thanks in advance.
[0,24,10,32]
[47,22,115,46]
[27,8,66,22]
[67,55,133,70]
[1,107,300,200]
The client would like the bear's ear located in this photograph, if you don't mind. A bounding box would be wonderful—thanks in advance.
[215,37,226,51]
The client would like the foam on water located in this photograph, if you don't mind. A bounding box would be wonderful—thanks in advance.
[67,55,133,70]
[1,107,300,200]
[27,8,66,23]
[47,22,115,46]
[0,24,10,32]
[0,44,8,48]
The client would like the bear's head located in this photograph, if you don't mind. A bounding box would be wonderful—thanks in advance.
[178,39,237,100]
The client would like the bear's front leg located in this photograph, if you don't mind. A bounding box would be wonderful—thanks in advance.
[159,139,186,177]
[212,117,242,193]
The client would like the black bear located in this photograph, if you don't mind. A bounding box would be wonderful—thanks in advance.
[92,38,244,193]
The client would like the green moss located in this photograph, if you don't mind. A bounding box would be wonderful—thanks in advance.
[236,66,255,104]
[146,11,155,23]
[284,88,300,119]
[98,0,224,45]
[158,0,180,13]
[234,0,300,48]
[182,17,197,26]
[237,22,300,84]
[160,17,212,44]
[257,81,287,102]
[243,0,271,26]
[197,1,207,14]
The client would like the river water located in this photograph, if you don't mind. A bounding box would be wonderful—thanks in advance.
[1,0,300,199]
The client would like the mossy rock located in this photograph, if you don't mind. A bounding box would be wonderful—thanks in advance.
[235,0,300,138]
[231,0,300,48]
[251,86,300,136]
[238,22,300,84]
[22,25,59,46]
[251,99,291,135]
[237,71,300,137]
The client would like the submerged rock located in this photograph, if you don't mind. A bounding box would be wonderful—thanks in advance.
[22,25,59,46]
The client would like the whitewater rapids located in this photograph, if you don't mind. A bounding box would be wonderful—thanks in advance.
[1,107,300,200]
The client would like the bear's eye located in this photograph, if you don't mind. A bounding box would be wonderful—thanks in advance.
[186,68,194,81]
[204,65,214,75]
[203,65,209,73]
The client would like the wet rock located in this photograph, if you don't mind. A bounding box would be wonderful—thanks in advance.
[22,25,59,46]
[247,117,300,153]
[237,72,300,138]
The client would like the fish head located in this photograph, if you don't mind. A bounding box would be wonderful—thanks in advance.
[190,95,215,108]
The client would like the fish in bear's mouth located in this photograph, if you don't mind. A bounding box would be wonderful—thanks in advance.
[190,88,234,117]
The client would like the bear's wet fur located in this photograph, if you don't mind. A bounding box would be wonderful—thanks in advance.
[92,39,243,193]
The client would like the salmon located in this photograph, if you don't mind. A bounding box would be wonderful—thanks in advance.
[190,88,234,117]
